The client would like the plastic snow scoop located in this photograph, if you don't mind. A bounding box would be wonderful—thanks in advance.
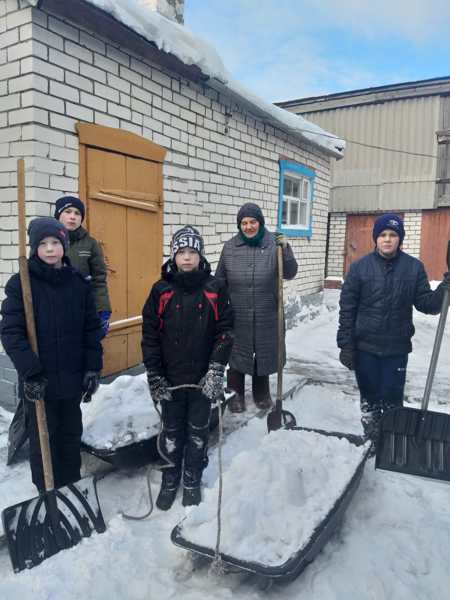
[267,244,297,433]
[376,242,450,481]
[1,160,106,573]
[6,398,29,465]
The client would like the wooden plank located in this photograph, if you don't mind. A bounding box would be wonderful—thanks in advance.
[89,189,159,212]
[76,123,166,163]
[91,188,160,203]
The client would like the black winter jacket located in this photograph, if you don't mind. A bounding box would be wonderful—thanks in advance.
[0,256,103,399]
[141,260,234,386]
[337,250,444,356]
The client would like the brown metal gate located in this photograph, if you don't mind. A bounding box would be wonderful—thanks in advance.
[344,214,377,274]
[420,208,450,280]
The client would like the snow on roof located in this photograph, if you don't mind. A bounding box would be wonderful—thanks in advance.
[26,0,345,158]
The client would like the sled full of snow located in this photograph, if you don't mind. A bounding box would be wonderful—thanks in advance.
[81,391,233,469]
[171,427,370,583]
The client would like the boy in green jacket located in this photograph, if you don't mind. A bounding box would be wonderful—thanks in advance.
[55,196,112,337]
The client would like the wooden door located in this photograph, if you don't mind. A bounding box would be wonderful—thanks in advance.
[77,124,166,376]
[344,213,404,274]
[420,208,450,280]
[344,214,378,274]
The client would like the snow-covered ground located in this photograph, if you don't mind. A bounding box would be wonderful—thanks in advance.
[1,288,450,598]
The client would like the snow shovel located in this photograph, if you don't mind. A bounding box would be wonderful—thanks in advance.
[1,159,106,573]
[376,242,450,481]
[267,244,297,433]
[6,398,29,465]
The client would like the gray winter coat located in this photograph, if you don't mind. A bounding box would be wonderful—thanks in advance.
[216,229,298,375]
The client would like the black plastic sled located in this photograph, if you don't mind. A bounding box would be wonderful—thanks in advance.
[81,392,233,470]
[171,428,369,584]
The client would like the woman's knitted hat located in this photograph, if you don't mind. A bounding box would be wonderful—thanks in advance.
[236,202,265,227]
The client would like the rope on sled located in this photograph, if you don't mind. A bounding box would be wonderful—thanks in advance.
[120,380,227,579]
[120,384,202,521]
[209,393,225,576]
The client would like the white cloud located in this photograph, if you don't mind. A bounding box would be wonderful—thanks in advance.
[186,0,450,101]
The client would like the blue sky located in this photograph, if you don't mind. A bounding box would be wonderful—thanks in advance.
[185,0,450,102]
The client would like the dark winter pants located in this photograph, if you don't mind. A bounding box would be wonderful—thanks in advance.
[355,350,408,441]
[160,388,211,489]
[26,395,82,492]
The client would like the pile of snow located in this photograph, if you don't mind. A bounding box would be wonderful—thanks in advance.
[181,427,368,566]
[81,373,160,450]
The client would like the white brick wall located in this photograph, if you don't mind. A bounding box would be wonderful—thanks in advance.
[0,0,334,307]
[326,212,347,277]
[402,211,422,258]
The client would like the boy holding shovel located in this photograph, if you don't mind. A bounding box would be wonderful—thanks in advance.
[0,217,103,491]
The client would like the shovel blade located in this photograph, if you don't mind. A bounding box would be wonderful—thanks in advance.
[1,476,106,573]
[376,407,450,481]
[267,407,297,433]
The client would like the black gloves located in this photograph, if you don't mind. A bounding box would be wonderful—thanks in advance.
[82,371,100,399]
[275,232,288,248]
[147,371,172,404]
[339,347,355,371]
[23,373,48,403]
[201,362,225,402]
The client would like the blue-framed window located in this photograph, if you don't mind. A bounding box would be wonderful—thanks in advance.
[278,160,315,237]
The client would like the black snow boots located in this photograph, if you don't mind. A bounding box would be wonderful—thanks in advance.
[156,471,180,511]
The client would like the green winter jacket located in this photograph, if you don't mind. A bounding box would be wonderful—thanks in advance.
[67,226,112,313]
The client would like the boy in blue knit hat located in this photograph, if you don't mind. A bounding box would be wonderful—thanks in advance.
[54,196,111,338]
[0,217,103,491]
[337,212,450,448]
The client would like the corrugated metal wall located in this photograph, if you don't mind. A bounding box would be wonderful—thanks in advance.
[301,96,441,212]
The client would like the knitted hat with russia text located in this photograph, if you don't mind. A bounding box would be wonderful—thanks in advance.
[170,225,204,260]
[236,202,265,228]
[54,196,85,222]
[28,217,69,256]
[372,213,405,245]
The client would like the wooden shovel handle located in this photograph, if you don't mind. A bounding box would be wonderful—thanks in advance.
[276,244,284,404]
[17,159,55,491]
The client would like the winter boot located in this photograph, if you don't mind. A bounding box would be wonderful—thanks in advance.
[252,374,273,409]
[156,471,180,511]
[227,369,246,413]
[182,486,201,506]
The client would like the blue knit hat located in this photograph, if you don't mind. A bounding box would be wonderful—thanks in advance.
[28,217,69,256]
[372,213,405,244]
[54,196,85,222]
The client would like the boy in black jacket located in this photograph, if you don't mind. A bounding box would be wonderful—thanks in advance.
[142,226,233,510]
[337,213,450,446]
[0,217,103,491]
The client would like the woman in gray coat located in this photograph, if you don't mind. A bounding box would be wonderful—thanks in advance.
[215,203,298,412]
